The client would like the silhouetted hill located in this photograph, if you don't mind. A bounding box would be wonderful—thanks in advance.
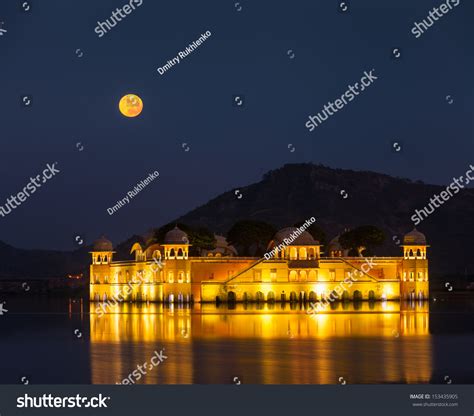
[1,164,473,279]
[174,163,474,276]
[0,240,89,279]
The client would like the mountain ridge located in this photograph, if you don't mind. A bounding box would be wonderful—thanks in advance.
[1,163,473,278]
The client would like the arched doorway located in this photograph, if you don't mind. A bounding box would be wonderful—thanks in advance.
[368,290,375,301]
[227,291,236,303]
[353,290,363,301]
[342,290,350,302]
[289,291,298,302]
[267,291,275,303]
[256,291,264,302]
[309,291,317,303]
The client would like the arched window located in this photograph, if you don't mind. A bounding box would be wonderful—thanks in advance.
[308,270,317,282]
[169,248,176,259]
[299,247,307,260]
[289,247,297,260]
[409,249,414,258]
[168,271,174,283]
[299,270,307,282]
[178,271,184,283]
[177,248,184,258]
[289,270,298,282]
[416,249,421,258]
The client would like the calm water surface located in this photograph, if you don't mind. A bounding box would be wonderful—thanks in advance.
[1,296,474,384]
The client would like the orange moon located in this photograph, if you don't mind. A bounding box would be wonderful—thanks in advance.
[119,94,143,117]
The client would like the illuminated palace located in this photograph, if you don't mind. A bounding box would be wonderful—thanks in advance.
[90,226,429,303]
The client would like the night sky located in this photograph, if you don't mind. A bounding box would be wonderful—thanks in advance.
[0,0,472,250]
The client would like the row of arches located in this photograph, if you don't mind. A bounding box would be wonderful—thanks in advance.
[274,247,319,260]
[402,271,428,282]
[404,248,427,259]
[164,247,189,260]
[223,290,378,303]
[92,254,111,264]
[92,292,194,303]
[93,268,191,284]
[289,270,318,282]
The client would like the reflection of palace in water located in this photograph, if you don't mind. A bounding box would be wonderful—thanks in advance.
[89,226,430,304]
[89,302,432,384]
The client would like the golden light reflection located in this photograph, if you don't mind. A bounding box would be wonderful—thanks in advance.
[89,302,431,384]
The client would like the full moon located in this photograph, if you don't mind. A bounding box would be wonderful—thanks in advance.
[119,94,143,118]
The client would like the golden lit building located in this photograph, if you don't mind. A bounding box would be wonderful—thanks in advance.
[89,226,429,303]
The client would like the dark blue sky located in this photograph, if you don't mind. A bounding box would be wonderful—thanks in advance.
[0,0,472,250]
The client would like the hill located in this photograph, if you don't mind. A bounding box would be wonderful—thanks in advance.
[1,163,473,278]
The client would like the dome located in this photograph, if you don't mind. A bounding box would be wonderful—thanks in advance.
[328,235,342,251]
[328,235,342,250]
[271,227,319,246]
[164,226,189,244]
[403,228,427,245]
[93,236,113,251]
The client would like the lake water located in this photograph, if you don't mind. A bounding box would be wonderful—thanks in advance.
[1,296,474,384]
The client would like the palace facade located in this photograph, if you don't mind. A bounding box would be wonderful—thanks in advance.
[89,226,429,303]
